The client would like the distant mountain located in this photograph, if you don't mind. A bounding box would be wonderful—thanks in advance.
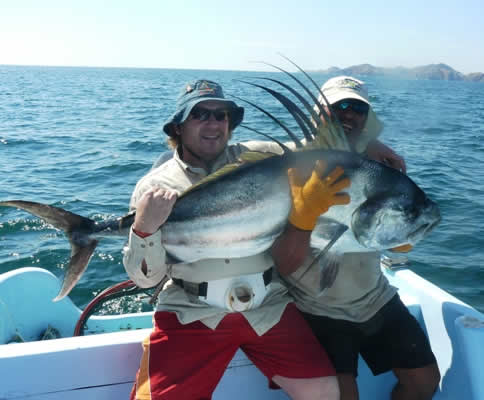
[466,72,484,82]
[315,63,484,82]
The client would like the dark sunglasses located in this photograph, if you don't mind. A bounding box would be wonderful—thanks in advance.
[190,107,229,122]
[333,100,369,115]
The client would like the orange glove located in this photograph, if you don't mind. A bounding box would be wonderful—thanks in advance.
[288,160,351,231]
[390,244,413,252]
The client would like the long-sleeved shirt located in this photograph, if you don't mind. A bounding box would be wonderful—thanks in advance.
[123,140,292,336]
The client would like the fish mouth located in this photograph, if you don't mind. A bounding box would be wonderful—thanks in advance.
[408,218,440,242]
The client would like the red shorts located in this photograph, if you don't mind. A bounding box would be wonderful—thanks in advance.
[131,303,334,400]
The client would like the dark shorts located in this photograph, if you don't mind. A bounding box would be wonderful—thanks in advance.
[302,294,437,376]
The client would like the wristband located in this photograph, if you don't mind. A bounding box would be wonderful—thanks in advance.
[132,227,154,238]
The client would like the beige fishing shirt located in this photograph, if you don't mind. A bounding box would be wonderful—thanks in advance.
[285,251,397,322]
[123,140,291,336]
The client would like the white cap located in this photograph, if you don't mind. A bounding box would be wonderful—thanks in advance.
[321,76,369,105]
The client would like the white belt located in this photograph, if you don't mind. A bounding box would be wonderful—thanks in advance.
[174,269,272,312]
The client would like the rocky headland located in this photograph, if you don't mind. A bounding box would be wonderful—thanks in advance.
[315,63,484,82]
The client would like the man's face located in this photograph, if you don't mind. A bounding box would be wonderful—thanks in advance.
[177,100,231,167]
[331,99,369,150]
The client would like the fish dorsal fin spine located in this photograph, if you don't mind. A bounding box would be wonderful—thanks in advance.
[238,150,279,163]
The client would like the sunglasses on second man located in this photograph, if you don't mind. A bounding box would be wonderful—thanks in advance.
[332,99,369,115]
[189,107,230,122]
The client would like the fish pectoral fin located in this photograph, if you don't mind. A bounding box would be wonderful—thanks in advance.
[316,251,343,293]
[293,222,347,292]
[313,217,348,240]
[291,248,343,298]
[53,238,99,302]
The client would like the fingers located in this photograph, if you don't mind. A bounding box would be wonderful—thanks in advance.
[332,192,351,205]
[312,164,350,193]
[159,187,177,204]
[291,162,350,195]
[314,160,345,183]
[325,165,345,182]
[288,160,351,230]
[386,157,406,174]
[382,150,407,174]
[134,187,178,233]
[329,176,351,193]
[314,160,328,177]
[287,168,305,187]
[144,186,177,204]
[398,157,407,174]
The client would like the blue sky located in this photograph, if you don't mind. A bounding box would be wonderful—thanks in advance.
[1,0,483,74]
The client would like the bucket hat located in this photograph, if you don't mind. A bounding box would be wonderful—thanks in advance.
[163,80,244,136]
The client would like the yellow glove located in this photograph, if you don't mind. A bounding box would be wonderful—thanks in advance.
[288,160,351,231]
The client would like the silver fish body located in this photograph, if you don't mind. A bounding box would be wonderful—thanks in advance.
[160,155,292,262]
[164,149,440,262]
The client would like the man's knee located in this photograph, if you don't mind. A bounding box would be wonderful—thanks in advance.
[393,363,440,399]
[415,364,440,398]
[273,375,340,400]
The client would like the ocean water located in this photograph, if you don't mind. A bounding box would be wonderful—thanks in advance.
[1,65,483,313]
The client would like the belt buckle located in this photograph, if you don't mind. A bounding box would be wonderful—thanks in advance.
[225,283,254,312]
[203,270,271,311]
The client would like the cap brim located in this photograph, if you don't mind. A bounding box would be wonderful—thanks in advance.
[325,91,369,106]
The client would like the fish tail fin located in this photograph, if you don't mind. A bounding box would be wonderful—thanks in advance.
[52,237,99,301]
[0,200,98,301]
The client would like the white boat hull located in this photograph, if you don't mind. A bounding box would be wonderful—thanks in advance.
[1,266,483,399]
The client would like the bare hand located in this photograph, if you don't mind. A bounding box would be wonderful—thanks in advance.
[366,140,406,173]
[133,187,177,234]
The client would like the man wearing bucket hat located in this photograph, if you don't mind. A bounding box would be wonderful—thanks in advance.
[161,80,245,167]
[123,79,350,399]
[278,76,440,400]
